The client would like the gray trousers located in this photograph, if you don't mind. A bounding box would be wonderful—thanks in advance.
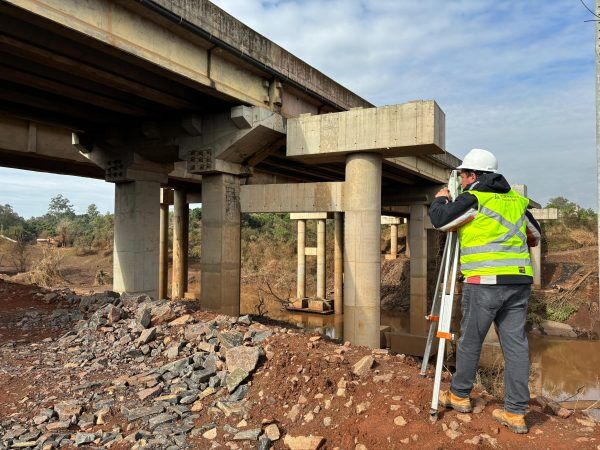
[450,283,531,414]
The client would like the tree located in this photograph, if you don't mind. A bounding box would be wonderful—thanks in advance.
[6,225,33,272]
[48,194,75,218]
[86,204,100,220]
[0,204,24,231]
[56,217,75,247]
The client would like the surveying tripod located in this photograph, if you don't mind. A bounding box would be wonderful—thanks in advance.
[419,170,462,420]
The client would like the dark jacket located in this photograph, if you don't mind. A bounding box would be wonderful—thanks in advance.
[428,173,541,284]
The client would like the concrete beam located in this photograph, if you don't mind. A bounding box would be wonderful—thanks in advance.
[179,106,285,169]
[382,184,445,206]
[287,101,445,163]
[531,208,558,221]
[290,212,333,220]
[240,182,344,213]
[6,0,271,108]
[145,0,372,112]
[381,216,403,225]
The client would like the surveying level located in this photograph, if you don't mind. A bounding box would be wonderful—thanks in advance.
[419,170,462,420]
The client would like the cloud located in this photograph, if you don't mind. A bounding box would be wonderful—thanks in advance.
[1,1,596,214]
[213,0,597,208]
[0,168,113,219]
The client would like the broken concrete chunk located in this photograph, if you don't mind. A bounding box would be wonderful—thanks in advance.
[226,345,260,373]
[283,434,325,450]
[352,356,374,377]
[226,367,249,393]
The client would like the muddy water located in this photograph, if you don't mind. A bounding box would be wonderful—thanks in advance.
[241,291,600,404]
[529,336,600,401]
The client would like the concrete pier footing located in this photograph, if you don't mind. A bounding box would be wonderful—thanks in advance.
[113,180,160,298]
[201,173,241,316]
[316,219,326,299]
[343,152,382,348]
[297,219,306,299]
[334,212,344,315]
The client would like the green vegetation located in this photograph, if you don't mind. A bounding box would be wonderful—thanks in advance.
[542,197,597,252]
[0,196,114,254]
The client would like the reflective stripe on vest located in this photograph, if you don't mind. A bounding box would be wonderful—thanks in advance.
[458,190,532,277]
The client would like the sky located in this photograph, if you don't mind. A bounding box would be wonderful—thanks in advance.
[2,0,597,218]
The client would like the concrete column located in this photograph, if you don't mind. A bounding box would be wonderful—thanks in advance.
[297,219,306,299]
[334,212,344,315]
[344,152,382,348]
[409,205,428,336]
[201,173,241,316]
[390,224,398,258]
[113,180,160,298]
[159,200,169,299]
[316,219,326,299]
[172,189,188,298]
[531,243,542,289]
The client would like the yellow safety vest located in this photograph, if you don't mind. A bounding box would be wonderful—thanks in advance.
[458,189,533,279]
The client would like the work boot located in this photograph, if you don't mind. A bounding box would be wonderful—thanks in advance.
[492,409,528,434]
[438,390,472,413]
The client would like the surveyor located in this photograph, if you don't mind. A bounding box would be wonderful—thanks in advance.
[428,148,541,434]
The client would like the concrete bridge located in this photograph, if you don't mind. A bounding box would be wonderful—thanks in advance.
[0,0,461,349]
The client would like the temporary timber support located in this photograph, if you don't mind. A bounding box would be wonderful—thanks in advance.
[296,219,306,299]
[172,188,189,298]
[159,188,173,299]
[334,212,344,315]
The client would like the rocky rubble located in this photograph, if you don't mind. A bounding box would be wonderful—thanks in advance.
[1,282,599,450]
[0,292,276,449]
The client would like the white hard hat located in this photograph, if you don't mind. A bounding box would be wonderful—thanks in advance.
[456,148,498,173]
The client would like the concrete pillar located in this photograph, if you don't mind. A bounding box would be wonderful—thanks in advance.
[390,224,398,258]
[344,152,382,348]
[201,173,241,316]
[334,212,344,315]
[316,219,326,299]
[297,219,306,299]
[159,200,169,299]
[113,180,160,298]
[531,243,542,289]
[172,189,188,299]
[409,205,428,336]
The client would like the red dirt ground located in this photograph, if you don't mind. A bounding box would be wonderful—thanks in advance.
[1,279,599,449]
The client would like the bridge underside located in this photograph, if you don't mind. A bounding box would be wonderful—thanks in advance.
[0,0,461,350]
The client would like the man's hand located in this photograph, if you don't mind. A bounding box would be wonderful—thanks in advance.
[435,187,450,198]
